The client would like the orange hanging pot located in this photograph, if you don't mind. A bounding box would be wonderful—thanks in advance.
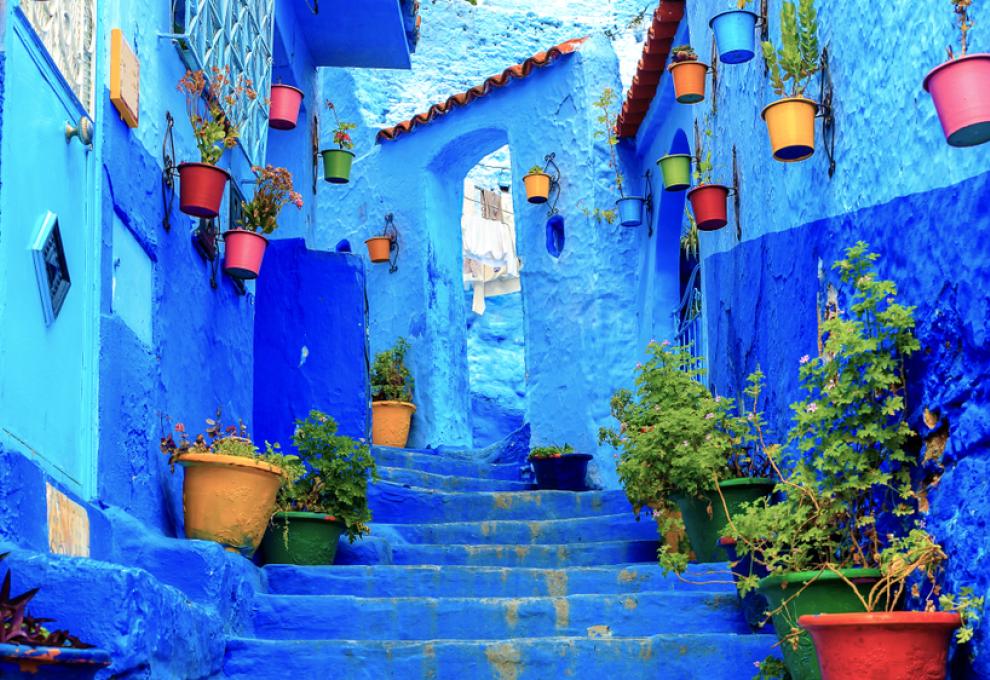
[668,61,709,104]
[365,236,392,263]
[762,97,819,162]
[523,173,552,204]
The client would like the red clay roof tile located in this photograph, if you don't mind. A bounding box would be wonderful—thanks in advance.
[377,38,587,143]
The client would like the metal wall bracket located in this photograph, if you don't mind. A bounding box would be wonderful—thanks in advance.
[817,47,837,178]
[732,145,742,241]
[542,153,562,218]
[381,213,400,274]
[759,0,770,76]
[643,169,655,238]
[710,41,720,115]
[192,218,246,295]
[162,111,179,233]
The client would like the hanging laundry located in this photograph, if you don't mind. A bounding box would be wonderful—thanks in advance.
[480,188,503,222]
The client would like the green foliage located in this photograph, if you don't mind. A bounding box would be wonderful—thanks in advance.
[752,655,790,680]
[527,165,545,176]
[941,587,985,644]
[727,243,926,596]
[681,208,700,259]
[593,88,624,197]
[693,116,715,185]
[371,338,414,403]
[238,165,303,234]
[583,206,618,225]
[599,343,771,572]
[178,67,256,165]
[159,408,297,473]
[274,411,378,543]
[325,100,357,151]
[761,0,820,97]
[671,45,698,62]
[528,444,575,460]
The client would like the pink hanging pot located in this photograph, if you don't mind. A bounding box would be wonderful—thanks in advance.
[923,53,990,147]
[269,84,304,131]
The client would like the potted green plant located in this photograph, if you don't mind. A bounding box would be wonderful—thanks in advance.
[668,45,708,104]
[798,527,982,680]
[761,0,821,162]
[599,342,773,567]
[725,243,932,680]
[590,88,644,227]
[710,1,760,65]
[0,554,110,676]
[528,444,593,491]
[223,164,303,279]
[321,100,357,184]
[923,0,990,147]
[523,165,552,204]
[177,67,256,218]
[686,120,730,231]
[160,409,296,555]
[370,338,416,448]
[261,411,378,565]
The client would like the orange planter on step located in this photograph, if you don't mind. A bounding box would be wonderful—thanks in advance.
[668,61,709,104]
[178,453,283,555]
[371,401,416,447]
[365,236,392,263]
[762,97,818,162]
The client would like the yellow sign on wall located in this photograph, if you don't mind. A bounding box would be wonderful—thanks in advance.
[110,28,139,128]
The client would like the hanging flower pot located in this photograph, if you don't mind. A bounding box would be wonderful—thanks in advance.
[762,97,819,162]
[261,512,347,566]
[799,612,961,680]
[365,236,392,263]
[668,60,709,104]
[657,154,692,191]
[615,196,645,227]
[223,229,269,279]
[709,10,759,64]
[178,162,230,218]
[523,172,552,204]
[923,54,990,147]
[322,149,355,184]
[687,184,729,230]
[269,84,304,131]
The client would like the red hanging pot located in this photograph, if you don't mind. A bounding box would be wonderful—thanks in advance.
[269,84,304,131]
[178,163,230,218]
[687,184,729,231]
[799,612,961,680]
[223,230,269,279]
[923,54,990,147]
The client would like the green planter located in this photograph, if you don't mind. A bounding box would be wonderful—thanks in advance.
[759,568,882,680]
[674,477,773,563]
[261,511,346,565]
[657,153,692,192]
[321,148,355,184]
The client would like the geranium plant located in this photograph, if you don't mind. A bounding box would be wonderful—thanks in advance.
[762,0,820,98]
[178,66,256,165]
[273,411,377,543]
[237,165,304,235]
[326,100,356,151]
[371,338,414,403]
[671,45,698,62]
[160,408,295,472]
[528,444,575,460]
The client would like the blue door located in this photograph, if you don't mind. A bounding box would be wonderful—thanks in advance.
[0,2,100,496]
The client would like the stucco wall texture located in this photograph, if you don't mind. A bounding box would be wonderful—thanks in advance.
[666,0,990,673]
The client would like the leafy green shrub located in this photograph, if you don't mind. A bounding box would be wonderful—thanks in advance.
[762,0,820,98]
[274,411,377,543]
[371,337,414,403]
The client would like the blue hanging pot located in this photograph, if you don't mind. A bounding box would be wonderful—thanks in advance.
[615,196,644,227]
[710,10,759,65]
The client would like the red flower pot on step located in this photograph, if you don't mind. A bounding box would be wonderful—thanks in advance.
[269,84,304,131]
[687,184,729,231]
[223,230,269,280]
[799,611,961,680]
[179,163,230,218]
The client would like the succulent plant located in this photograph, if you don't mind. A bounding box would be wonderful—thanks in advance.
[0,554,93,649]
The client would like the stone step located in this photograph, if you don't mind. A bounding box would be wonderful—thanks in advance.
[262,563,736,598]
[377,465,534,492]
[375,512,659,545]
[389,540,660,567]
[369,483,634,523]
[372,446,524,480]
[224,634,778,679]
[248,591,750,640]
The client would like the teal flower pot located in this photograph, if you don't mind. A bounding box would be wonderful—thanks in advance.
[657,154,692,192]
[710,10,759,65]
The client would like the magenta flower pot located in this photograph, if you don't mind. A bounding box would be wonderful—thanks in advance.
[923,53,990,147]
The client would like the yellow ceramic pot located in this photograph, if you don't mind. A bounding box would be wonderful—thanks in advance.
[371,401,416,448]
[178,453,283,554]
[761,96,819,162]
[522,173,552,204]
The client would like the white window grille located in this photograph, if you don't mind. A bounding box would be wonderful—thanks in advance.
[21,0,97,113]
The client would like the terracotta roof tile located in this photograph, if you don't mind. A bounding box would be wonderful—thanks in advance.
[378,38,587,143]
[616,1,685,139]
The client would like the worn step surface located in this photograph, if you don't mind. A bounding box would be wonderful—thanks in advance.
[224,634,778,679]
[224,442,781,678]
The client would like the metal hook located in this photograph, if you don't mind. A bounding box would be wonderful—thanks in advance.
[817,47,837,178]
[542,153,562,217]
[162,111,178,233]
[383,213,400,274]
[643,169,655,238]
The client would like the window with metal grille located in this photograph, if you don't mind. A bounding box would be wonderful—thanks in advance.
[170,0,274,167]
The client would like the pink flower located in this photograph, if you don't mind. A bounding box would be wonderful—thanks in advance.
[705,413,715,420]
[806,402,818,413]
[661,340,670,347]
[636,363,643,369]
[800,354,810,365]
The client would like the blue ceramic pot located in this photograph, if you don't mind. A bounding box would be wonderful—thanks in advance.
[615,196,644,227]
[710,10,759,65]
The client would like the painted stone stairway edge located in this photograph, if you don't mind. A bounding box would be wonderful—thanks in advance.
[371,447,527,479]
[387,539,662,567]
[376,464,534,491]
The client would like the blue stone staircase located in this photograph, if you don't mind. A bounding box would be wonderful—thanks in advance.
[223,445,777,678]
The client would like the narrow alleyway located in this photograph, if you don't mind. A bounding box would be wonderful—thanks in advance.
[224,444,775,678]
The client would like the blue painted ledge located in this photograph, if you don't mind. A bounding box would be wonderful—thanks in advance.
[0,642,111,677]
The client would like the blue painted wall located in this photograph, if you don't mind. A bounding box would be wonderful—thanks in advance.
[626,0,990,672]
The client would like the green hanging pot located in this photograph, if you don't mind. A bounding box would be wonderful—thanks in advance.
[657,153,692,191]
[261,511,346,565]
[321,148,355,184]
[759,569,883,680]
[674,477,774,563]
